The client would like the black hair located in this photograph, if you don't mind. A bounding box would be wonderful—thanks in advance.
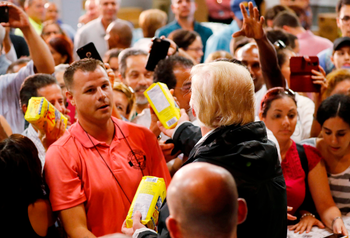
[20,74,58,107]
[317,94,350,126]
[153,55,194,89]
[169,29,200,50]
[337,0,350,15]
[0,134,45,210]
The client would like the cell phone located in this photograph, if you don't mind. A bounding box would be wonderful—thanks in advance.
[76,42,103,62]
[0,6,9,23]
[289,56,320,92]
[324,234,347,238]
[145,38,170,71]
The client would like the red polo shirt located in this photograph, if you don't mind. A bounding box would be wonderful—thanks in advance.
[44,117,171,236]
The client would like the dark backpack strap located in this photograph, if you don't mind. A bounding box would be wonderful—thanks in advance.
[295,143,318,218]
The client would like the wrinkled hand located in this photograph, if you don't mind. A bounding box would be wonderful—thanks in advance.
[312,65,327,96]
[38,118,66,151]
[332,217,348,236]
[287,206,297,221]
[0,2,30,29]
[233,2,265,40]
[289,216,324,234]
[159,140,178,162]
[121,211,146,236]
[157,109,189,138]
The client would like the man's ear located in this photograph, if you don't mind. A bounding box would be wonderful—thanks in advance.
[66,91,75,106]
[282,25,291,32]
[21,104,27,114]
[258,111,264,121]
[336,17,341,29]
[191,107,196,118]
[237,198,248,225]
[166,216,181,238]
[330,55,334,64]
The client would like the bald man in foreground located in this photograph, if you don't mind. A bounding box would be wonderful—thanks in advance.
[127,163,248,238]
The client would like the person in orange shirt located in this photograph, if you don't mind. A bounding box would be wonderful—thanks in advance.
[44,58,171,238]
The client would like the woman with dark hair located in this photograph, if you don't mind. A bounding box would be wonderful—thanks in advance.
[0,134,57,237]
[259,88,347,235]
[168,29,203,64]
[311,95,350,216]
[47,35,73,66]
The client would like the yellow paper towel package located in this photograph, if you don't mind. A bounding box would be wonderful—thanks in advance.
[24,97,68,133]
[126,176,166,230]
[144,82,180,129]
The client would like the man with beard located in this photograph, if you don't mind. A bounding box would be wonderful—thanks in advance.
[118,49,154,119]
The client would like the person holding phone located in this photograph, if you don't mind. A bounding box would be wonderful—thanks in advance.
[259,87,347,235]
[0,1,55,134]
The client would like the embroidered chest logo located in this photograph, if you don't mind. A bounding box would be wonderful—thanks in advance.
[127,149,146,170]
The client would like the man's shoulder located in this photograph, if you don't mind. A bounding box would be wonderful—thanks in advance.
[194,22,213,35]
[76,18,101,35]
[318,47,332,57]
[157,21,179,36]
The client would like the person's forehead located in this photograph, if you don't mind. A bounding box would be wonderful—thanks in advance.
[125,55,147,70]
[237,45,259,61]
[335,45,350,52]
[73,66,108,84]
[339,5,350,17]
[173,66,191,84]
[37,84,62,97]
[45,3,57,10]
[31,0,45,6]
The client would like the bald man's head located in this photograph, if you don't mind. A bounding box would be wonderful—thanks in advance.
[166,163,246,238]
[105,20,133,49]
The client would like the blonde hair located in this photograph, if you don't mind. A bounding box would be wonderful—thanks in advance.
[139,9,167,38]
[190,61,255,129]
[113,82,136,120]
[324,69,350,98]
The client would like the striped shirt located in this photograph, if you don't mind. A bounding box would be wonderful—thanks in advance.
[328,166,350,215]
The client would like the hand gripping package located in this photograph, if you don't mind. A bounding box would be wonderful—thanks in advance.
[24,97,68,133]
[144,82,180,129]
[126,176,166,230]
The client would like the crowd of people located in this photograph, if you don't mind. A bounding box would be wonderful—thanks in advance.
[1,0,350,237]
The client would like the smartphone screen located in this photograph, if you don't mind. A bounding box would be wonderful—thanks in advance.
[76,42,103,62]
[0,6,9,23]
[145,38,170,71]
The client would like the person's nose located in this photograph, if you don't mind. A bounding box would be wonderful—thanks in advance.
[97,87,107,100]
[331,134,338,145]
[282,116,290,127]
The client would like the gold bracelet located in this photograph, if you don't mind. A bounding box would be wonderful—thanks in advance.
[300,213,315,220]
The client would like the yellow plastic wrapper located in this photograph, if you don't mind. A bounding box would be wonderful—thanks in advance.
[24,97,68,133]
[126,176,166,230]
[144,82,180,129]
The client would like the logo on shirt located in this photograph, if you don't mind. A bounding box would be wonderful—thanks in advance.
[127,149,146,170]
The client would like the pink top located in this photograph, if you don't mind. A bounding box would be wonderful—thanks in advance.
[297,30,333,57]
[281,141,321,214]
[44,117,171,236]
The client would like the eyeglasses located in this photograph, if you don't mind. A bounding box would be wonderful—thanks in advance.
[186,47,203,52]
[340,15,350,23]
[176,81,191,94]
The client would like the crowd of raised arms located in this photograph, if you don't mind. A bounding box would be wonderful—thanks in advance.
[1,0,350,237]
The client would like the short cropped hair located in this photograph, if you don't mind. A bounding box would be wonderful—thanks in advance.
[154,55,194,89]
[317,94,350,126]
[190,61,255,128]
[118,48,148,79]
[324,69,350,98]
[6,58,31,74]
[337,0,350,15]
[20,74,58,107]
[264,5,289,23]
[63,58,106,90]
[273,11,301,28]
[139,9,167,37]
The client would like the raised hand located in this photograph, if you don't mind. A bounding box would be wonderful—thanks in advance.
[0,2,30,29]
[232,2,265,40]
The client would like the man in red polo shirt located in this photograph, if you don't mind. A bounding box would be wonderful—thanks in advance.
[44,58,171,237]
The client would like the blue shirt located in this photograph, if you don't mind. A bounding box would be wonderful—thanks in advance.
[155,20,213,61]
[204,20,240,60]
[0,54,11,75]
[317,47,334,75]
